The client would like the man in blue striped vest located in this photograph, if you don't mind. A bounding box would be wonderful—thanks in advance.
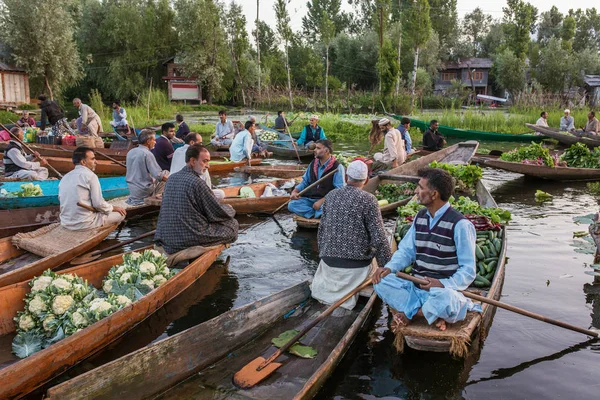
[373,168,481,331]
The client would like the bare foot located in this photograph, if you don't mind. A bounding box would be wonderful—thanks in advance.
[435,319,447,331]
[392,312,410,329]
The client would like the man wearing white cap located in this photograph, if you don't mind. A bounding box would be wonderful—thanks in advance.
[311,160,392,310]
[560,109,575,132]
[296,114,327,149]
[372,117,407,171]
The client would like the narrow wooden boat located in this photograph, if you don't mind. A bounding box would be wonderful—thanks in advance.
[0,223,117,288]
[391,115,544,142]
[364,141,480,215]
[45,242,395,400]
[526,123,600,148]
[0,244,224,399]
[259,130,314,160]
[235,164,307,179]
[391,180,506,356]
[293,215,321,229]
[0,176,128,209]
[0,154,127,176]
[473,155,600,181]
[589,214,600,265]
[208,158,263,173]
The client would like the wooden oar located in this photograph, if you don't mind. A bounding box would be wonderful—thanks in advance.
[395,272,599,338]
[70,229,157,265]
[233,277,374,388]
[95,150,127,168]
[283,117,302,163]
[0,122,63,178]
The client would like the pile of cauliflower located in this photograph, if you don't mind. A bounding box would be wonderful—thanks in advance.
[12,249,178,358]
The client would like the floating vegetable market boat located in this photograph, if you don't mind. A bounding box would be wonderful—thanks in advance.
[0,244,224,399]
[525,124,600,148]
[389,115,544,142]
[208,158,263,173]
[0,154,127,176]
[45,240,396,400]
[235,164,307,179]
[258,127,314,160]
[391,180,507,356]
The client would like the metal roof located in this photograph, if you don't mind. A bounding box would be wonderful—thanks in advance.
[584,75,600,87]
[444,58,493,70]
[0,62,26,72]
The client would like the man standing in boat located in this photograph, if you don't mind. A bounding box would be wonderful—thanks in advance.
[125,129,169,205]
[39,94,75,136]
[58,147,126,230]
[312,160,392,310]
[288,140,345,219]
[155,144,238,255]
[3,127,49,180]
[372,118,407,171]
[73,98,103,137]
[296,115,327,149]
[560,109,575,132]
[372,167,480,331]
[211,110,235,147]
[422,120,446,151]
[274,111,291,130]
[151,122,176,171]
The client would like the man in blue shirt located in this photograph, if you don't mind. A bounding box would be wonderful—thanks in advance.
[372,167,480,332]
[397,116,413,154]
[229,121,254,162]
[296,115,327,149]
[288,139,345,219]
[110,101,128,129]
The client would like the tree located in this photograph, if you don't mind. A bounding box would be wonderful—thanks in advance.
[428,0,459,60]
[480,22,506,57]
[502,0,538,59]
[462,7,492,56]
[571,8,600,53]
[302,0,347,44]
[492,48,525,98]
[226,1,250,106]
[404,0,431,107]
[537,6,563,46]
[536,38,571,93]
[274,0,294,109]
[331,33,379,90]
[376,39,399,103]
[561,16,577,51]
[0,0,83,99]
[288,36,323,91]
[319,13,336,111]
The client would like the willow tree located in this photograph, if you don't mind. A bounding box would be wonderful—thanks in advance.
[405,0,431,107]
[274,0,294,109]
[226,1,250,106]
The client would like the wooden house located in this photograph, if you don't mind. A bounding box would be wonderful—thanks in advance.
[0,62,30,106]
[434,58,493,96]
[584,75,600,108]
[162,57,201,102]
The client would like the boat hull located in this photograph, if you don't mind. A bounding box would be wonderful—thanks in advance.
[474,156,600,181]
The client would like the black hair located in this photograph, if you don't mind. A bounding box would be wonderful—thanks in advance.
[161,122,175,133]
[540,111,547,117]
[591,111,596,117]
[176,114,184,122]
[113,100,121,106]
[73,146,94,165]
[430,120,438,126]
[218,110,227,116]
[401,117,411,125]
[184,132,201,144]
[277,111,283,116]
[185,144,208,163]
[38,94,47,102]
[245,120,255,130]
[316,139,333,153]
[417,167,455,201]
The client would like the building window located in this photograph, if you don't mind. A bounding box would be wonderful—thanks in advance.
[470,71,484,80]
[441,72,457,82]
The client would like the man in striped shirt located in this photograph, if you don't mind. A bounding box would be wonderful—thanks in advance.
[372,168,480,331]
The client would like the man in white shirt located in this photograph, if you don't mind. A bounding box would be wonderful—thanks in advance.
[73,98,104,137]
[58,147,126,230]
[2,127,49,180]
[172,132,224,200]
[125,129,169,205]
[560,109,575,132]
[373,118,406,171]
[536,111,549,127]
[211,110,235,146]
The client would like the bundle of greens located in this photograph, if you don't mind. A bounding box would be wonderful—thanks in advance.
[336,154,356,168]
[500,142,555,167]
[0,183,44,198]
[375,182,416,203]
[452,196,512,225]
[559,143,600,169]
[428,161,482,193]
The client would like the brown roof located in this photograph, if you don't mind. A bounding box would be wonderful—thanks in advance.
[444,58,493,70]
[0,62,26,72]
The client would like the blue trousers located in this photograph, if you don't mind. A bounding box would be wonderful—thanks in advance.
[374,274,481,325]
[288,198,323,218]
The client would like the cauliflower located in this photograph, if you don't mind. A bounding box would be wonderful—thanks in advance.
[89,299,112,313]
[31,276,53,292]
[51,278,72,291]
[116,265,126,274]
[72,283,89,300]
[43,314,57,332]
[116,295,132,306]
[119,272,133,283]
[52,295,74,315]
[61,274,76,282]
[130,252,142,260]
[71,311,88,328]
[161,267,170,276]
[18,314,36,331]
[139,261,156,275]
[139,279,155,290]
[153,274,167,287]
[103,279,115,293]
[28,295,47,316]
[148,250,162,258]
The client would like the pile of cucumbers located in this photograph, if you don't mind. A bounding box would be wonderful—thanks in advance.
[394,221,412,243]
[474,229,503,287]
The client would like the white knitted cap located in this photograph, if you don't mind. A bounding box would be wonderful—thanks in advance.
[378,117,391,126]
[346,160,368,180]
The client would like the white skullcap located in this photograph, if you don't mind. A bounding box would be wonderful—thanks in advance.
[310,114,319,120]
[248,115,257,122]
[346,160,368,180]
[564,109,570,113]
[378,117,391,126]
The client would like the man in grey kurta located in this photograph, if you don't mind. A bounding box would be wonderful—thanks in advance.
[125,129,169,205]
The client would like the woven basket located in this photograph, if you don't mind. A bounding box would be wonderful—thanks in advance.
[11,223,104,258]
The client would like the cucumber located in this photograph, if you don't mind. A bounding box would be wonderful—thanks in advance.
[497,229,503,239]
[484,271,495,281]
[489,243,498,257]
[475,245,485,260]
[486,260,497,273]
[484,257,498,264]
[474,274,491,286]
[494,238,502,253]
[404,266,412,273]
[473,280,486,288]
[482,245,490,259]
[488,230,494,241]
[477,262,486,275]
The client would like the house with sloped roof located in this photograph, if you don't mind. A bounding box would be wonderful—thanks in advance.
[0,62,30,106]
[584,75,600,108]
[434,58,493,96]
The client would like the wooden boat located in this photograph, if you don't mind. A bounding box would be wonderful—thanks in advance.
[472,155,600,181]
[526,123,600,148]
[390,115,544,142]
[0,176,128,209]
[293,215,321,229]
[0,244,224,399]
[209,158,263,173]
[0,223,117,288]
[45,239,395,400]
[0,154,126,176]
[392,180,506,356]
[235,164,307,179]
[364,141,480,215]
[258,128,314,160]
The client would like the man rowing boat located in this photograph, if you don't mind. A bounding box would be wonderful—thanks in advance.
[373,167,480,331]
[311,160,392,310]
[3,127,49,180]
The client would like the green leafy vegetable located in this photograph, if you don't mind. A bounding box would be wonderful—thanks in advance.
[428,161,482,193]
[0,183,44,198]
[397,196,511,225]
[534,190,553,202]
[500,142,555,167]
[560,143,600,169]
[271,329,318,359]
[375,182,416,203]
[12,332,43,358]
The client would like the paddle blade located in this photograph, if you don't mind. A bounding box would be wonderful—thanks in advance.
[69,253,101,265]
[232,357,282,389]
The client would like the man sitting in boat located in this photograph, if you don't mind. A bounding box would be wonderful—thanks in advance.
[151,122,176,171]
[372,118,407,172]
[583,111,599,135]
[422,120,446,151]
[16,111,36,128]
[73,98,103,137]
[536,111,549,128]
[312,160,392,310]
[229,121,255,162]
[397,116,413,154]
[109,101,128,130]
[3,127,49,180]
[288,140,345,219]
[211,110,235,147]
[172,132,225,200]
[372,167,481,331]
[125,129,169,205]
[274,110,291,130]
[154,144,238,255]
[296,115,327,149]
[58,147,126,230]
[247,115,270,157]
[560,109,575,132]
